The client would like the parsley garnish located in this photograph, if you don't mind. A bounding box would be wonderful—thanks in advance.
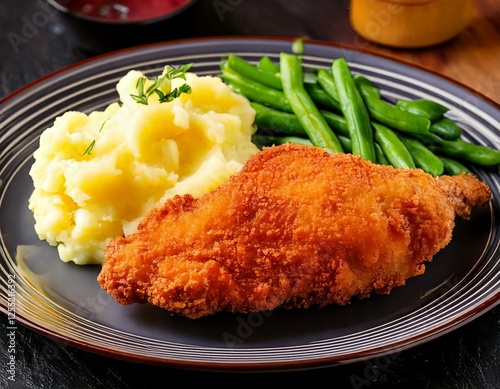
[131,63,193,105]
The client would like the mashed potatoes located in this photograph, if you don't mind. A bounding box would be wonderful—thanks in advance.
[29,68,259,265]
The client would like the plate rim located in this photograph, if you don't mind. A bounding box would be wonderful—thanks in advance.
[1,35,499,372]
[4,292,499,372]
[1,36,499,109]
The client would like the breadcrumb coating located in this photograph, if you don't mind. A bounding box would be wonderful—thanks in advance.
[98,144,491,319]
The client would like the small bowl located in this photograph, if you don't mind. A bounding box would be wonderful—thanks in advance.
[47,0,197,25]
[349,0,474,48]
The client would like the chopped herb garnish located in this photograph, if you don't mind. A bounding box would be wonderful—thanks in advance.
[82,119,108,156]
[84,64,194,156]
[165,63,192,80]
[82,140,96,156]
[130,77,148,105]
[158,83,193,103]
[130,63,193,105]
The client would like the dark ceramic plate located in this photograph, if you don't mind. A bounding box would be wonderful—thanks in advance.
[0,37,499,371]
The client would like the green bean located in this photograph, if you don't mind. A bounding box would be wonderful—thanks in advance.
[375,143,390,165]
[282,136,313,146]
[251,100,345,139]
[221,66,293,112]
[223,66,344,117]
[411,131,445,147]
[430,118,462,140]
[251,102,305,136]
[429,138,500,166]
[251,102,349,139]
[292,37,305,56]
[338,135,352,153]
[303,71,317,85]
[321,110,349,136]
[396,98,449,122]
[254,134,313,147]
[258,55,318,85]
[373,123,415,169]
[226,54,283,90]
[438,156,472,175]
[280,52,343,153]
[398,134,444,175]
[356,82,431,135]
[258,56,280,74]
[332,57,376,162]
[353,75,381,99]
[316,69,340,101]
[304,83,342,112]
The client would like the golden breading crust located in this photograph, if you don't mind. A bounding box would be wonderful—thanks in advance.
[98,144,491,319]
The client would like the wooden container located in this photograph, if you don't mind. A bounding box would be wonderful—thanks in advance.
[350,0,475,48]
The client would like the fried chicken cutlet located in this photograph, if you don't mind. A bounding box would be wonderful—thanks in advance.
[98,144,491,319]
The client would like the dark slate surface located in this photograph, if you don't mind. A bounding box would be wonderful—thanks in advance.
[1,1,499,387]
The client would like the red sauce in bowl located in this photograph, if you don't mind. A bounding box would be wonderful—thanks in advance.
[51,0,193,23]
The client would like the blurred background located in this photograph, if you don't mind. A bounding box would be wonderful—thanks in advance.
[0,0,499,102]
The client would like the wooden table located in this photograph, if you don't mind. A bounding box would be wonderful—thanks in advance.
[1,1,499,388]
[1,0,499,104]
[347,0,500,104]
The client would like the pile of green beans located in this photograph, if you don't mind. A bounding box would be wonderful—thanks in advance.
[220,52,500,175]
